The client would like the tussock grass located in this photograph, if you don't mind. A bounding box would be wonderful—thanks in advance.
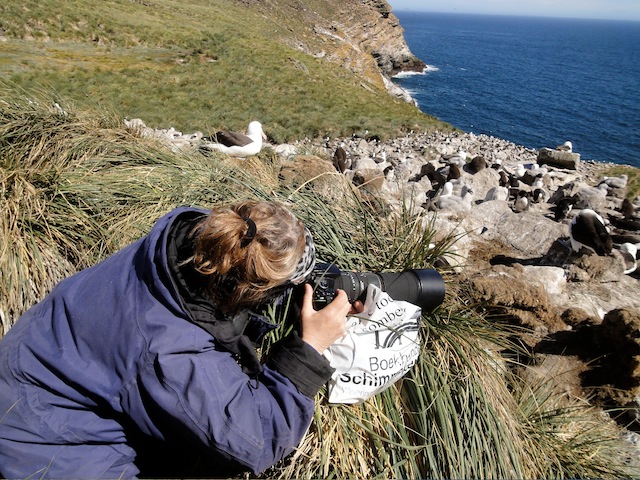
[0,87,258,328]
[514,376,638,479]
[1,91,115,326]
[2,94,639,479]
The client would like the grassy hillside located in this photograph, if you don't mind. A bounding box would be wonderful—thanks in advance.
[0,0,450,142]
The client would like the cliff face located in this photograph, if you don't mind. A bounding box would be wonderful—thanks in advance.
[354,0,426,75]
[244,0,424,98]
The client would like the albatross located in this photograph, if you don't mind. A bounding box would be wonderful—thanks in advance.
[201,121,266,157]
[570,209,612,255]
[555,141,573,153]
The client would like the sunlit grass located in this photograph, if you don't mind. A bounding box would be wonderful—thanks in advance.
[2,0,638,476]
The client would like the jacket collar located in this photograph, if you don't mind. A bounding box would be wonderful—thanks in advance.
[165,209,277,377]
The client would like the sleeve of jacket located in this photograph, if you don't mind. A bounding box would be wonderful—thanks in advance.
[135,331,334,475]
[265,331,335,397]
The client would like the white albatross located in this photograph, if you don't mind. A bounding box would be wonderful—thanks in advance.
[201,121,266,157]
[435,185,474,212]
[555,141,573,153]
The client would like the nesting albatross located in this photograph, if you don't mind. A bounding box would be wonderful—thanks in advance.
[201,121,266,157]
[555,141,573,153]
[569,209,612,256]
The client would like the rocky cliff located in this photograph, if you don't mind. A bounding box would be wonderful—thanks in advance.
[243,0,424,101]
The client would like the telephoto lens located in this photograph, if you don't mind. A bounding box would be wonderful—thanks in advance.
[310,263,445,311]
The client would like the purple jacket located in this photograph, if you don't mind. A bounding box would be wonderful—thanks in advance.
[0,207,333,478]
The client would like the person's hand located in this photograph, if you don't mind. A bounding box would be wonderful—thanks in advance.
[300,284,352,354]
[350,300,365,315]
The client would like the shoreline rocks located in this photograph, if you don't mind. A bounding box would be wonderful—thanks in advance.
[134,118,637,316]
[127,116,638,308]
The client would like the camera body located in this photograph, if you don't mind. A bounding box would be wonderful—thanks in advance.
[307,263,445,311]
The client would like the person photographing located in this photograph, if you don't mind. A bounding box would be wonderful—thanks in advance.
[0,201,361,478]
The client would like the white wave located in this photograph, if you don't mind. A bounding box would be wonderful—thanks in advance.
[393,65,439,78]
[402,88,419,96]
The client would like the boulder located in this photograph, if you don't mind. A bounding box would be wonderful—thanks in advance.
[460,167,501,202]
[586,309,640,424]
[463,264,566,344]
[381,180,427,210]
[537,147,581,169]
[461,202,567,257]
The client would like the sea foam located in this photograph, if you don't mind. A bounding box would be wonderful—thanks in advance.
[393,65,439,78]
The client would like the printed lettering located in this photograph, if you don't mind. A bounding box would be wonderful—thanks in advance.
[376,297,390,310]
[336,371,397,388]
[370,357,379,372]
[368,346,420,373]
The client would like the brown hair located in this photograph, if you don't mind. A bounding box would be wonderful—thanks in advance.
[191,201,306,312]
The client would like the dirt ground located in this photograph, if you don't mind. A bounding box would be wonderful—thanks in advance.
[461,239,640,423]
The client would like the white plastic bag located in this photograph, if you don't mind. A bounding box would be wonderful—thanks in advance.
[324,284,422,404]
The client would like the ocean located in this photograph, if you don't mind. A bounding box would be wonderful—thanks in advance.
[392,12,640,168]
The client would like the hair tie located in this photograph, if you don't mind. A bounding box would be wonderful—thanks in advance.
[241,216,257,247]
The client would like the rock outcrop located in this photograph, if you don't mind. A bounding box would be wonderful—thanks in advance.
[245,0,424,101]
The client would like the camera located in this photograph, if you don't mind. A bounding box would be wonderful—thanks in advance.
[307,262,445,311]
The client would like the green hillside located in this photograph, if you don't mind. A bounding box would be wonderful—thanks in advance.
[0,0,450,142]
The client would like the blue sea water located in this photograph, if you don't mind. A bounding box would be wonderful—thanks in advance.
[392,12,640,168]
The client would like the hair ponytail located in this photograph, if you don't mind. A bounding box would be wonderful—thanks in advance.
[191,201,306,312]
